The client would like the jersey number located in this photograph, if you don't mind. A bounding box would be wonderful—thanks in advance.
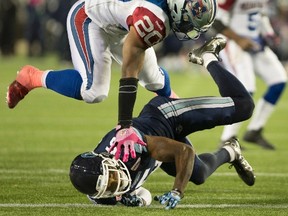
[134,16,163,46]
[248,12,259,31]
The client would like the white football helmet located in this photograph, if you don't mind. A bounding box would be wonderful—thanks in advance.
[70,152,131,198]
[168,0,218,40]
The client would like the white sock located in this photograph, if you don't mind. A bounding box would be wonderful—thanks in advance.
[41,70,51,88]
[247,98,274,130]
[222,145,235,162]
[221,122,243,141]
[203,53,218,68]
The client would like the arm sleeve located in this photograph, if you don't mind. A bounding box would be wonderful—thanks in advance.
[118,78,138,128]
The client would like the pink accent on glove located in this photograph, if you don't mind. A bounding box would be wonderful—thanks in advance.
[108,126,146,162]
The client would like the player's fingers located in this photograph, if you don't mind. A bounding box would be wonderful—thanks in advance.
[114,143,121,160]
[127,141,136,158]
[130,146,136,159]
[122,143,130,162]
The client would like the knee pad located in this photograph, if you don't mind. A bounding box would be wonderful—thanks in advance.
[264,82,286,104]
[81,90,108,103]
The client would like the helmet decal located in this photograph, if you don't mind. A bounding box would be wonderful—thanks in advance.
[81,152,97,158]
[189,1,208,18]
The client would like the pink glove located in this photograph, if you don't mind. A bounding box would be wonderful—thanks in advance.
[108,126,147,162]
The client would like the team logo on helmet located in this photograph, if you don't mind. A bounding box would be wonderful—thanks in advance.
[81,152,97,158]
[188,0,208,18]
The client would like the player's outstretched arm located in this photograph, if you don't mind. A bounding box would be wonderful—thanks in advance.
[114,26,149,162]
[146,135,195,209]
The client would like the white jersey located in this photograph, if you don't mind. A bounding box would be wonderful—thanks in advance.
[216,0,269,39]
[215,0,287,92]
[84,0,170,46]
[66,0,171,103]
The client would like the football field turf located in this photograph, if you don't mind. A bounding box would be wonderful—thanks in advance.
[0,55,288,215]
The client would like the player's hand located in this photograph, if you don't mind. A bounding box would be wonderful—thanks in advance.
[120,194,144,207]
[263,34,281,49]
[154,190,182,210]
[108,126,146,162]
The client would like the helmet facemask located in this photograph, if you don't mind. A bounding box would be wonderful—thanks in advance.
[92,155,131,198]
[69,152,131,199]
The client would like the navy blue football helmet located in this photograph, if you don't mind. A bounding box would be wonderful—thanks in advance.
[69,152,131,198]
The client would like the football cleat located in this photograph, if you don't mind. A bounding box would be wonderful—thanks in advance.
[188,37,226,65]
[218,136,245,151]
[6,81,29,109]
[223,138,256,186]
[243,128,275,150]
[6,65,43,109]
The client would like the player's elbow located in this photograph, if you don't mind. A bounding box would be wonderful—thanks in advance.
[182,145,195,160]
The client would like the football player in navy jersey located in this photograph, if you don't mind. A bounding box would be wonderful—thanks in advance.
[69,37,256,210]
[7,0,218,156]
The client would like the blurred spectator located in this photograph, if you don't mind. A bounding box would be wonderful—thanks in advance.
[269,0,288,61]
[156,33,191,72]
[45,0,77,62]
[2,0,288,65]
[0,0,17,56]
[25,0,46,56]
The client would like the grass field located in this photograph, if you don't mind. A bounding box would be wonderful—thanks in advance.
[0,55,288,216]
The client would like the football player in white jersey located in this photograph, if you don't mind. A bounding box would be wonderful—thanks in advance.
[212,0,287,150]
[6,0,217,153]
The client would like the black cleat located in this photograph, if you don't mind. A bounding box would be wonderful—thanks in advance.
[243,128,275,150]
[223,138,256,186]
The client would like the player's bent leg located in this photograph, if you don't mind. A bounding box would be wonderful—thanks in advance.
[6,65,43,109]
[222,138,255,186]
[45,69,83,100]
[243,82,286,150]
